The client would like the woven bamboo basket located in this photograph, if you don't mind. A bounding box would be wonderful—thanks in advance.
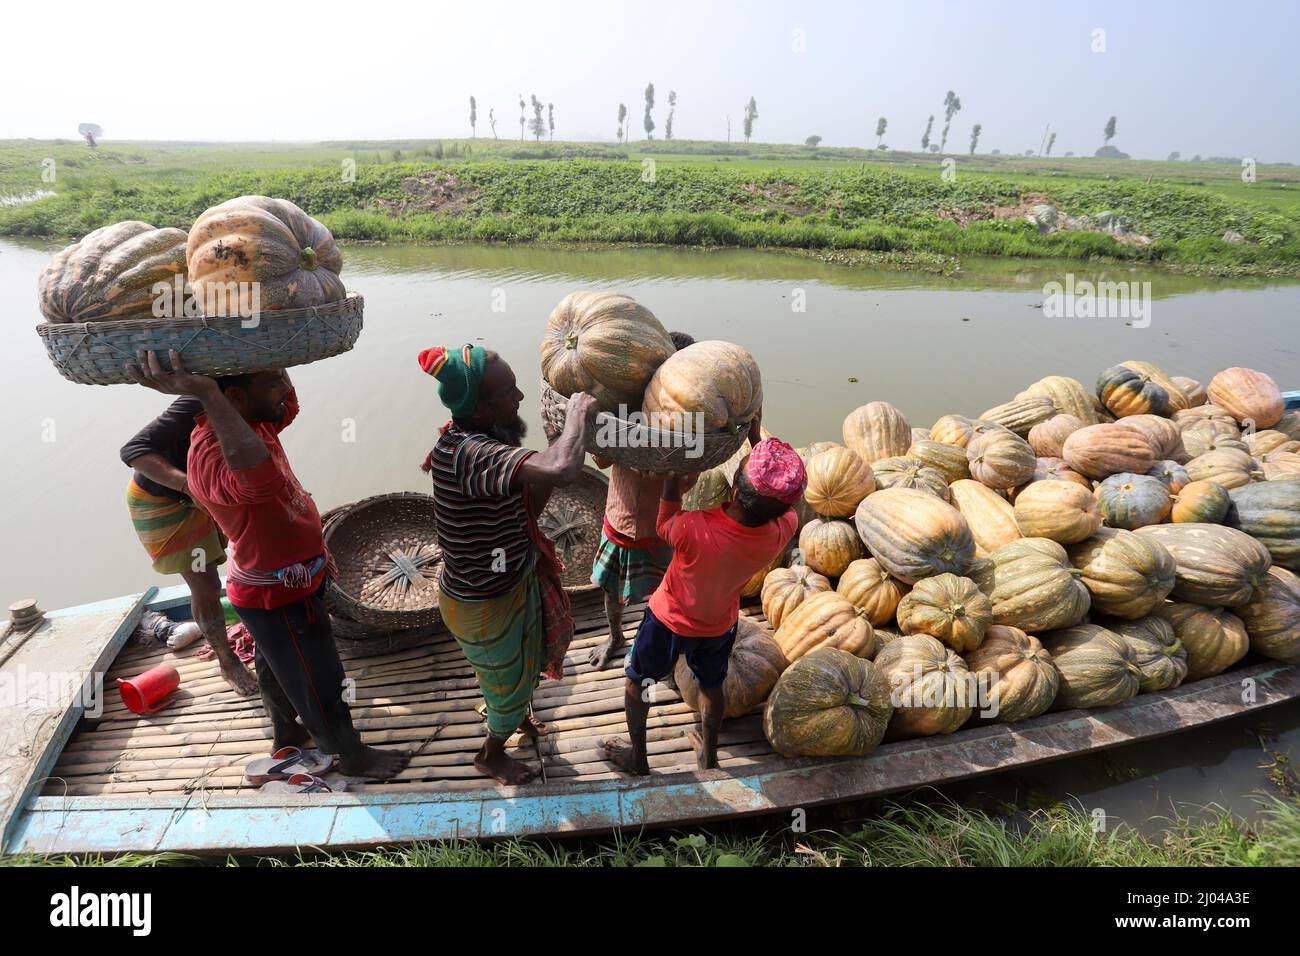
[539,379,747,474]
[543,465,609,593]
[324,492,444,630]
[36,293,364,385]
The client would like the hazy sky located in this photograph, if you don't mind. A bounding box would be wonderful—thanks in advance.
[4,0,1296,161]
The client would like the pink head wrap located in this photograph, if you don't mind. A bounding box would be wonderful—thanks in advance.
[745,438,807,505]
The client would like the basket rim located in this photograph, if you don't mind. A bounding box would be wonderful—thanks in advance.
[35,291,363,335]
[539,378,751,442]
[324,491,442,620]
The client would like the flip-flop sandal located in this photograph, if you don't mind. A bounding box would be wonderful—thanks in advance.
[258,773,342,794]
[245,746,336,785]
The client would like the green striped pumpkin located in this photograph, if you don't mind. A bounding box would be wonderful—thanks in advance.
[1106,616,1187,692]
[1225,479,1300,572]
[967,538,1091,633]
[1041,624,1142,710]
[762,646,893,757]
[1135,524,1272,607]
[854,488,974,584]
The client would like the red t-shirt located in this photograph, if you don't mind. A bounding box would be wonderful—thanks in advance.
[648,499,797,638]
[186,390,326,610]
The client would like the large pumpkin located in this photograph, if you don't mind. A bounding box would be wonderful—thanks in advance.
[908,440,970,483]
[1245,430,1299,458]
[1135,524,1272,607]
[187,196,345,314]
[1017,375,1109,424]
[773,592,876,662]
[1107,616,1187,692]
[1041,624,1142,710]
[762,647,893,758]
[674,618,789,718]
[870,457,951,500]
[1065,528,1176,619]
[798,518,865,578]
[1185,448,1263,490]
[967,430,1036,490]
[1180,420,1245,459]
[1096,364,1171,418]
[1170,479,1232,524]
[854,488,975,584]
[1117,361,1190,413]
[1236,567,1300,663]
[1153,601,1249,681]
[1095,473,1172,530]
[949,479,1021,555]
[1207,367,1285,429]
[642,340,762,436]
[540,291,674,409]
[963,625,1059,722]
[874,635,974,738]
[896,573,993,653]
[930,414,976,448]
[1013,480,1102,543]
[1226,479,1300,571]
[836,558,909,626]
[761,565,832,630]
[1172,376,1207,407]
[967,538,1091,633]
[1262,451,1300,481]
[1028,414,1085,458]
[842,402,913,463]
[1125,415,1187,462]
[804,447,875,517]
[1062,423,1156,480]
[1017,457,1092,493]
[38,221,189,323]
[979,397,1057,437]
[1173,404,1238,431]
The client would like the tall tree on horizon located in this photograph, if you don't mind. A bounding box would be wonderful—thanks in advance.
[875,116,888,148]
[488,107,497,139]
[969,123,982,155]
[469,96,477,138]
[743,97,758,142]
[643,83,656,140]
[921,114,934,151]
[1046,131,1057,156]
[617,103,627,143]
[529,95,546,141]
[518,95,525,141]
[1103,115,1117,148]
[939,90,962,153]
[548,102,555,141]
[665,90,677,140]
[726,114,731,142]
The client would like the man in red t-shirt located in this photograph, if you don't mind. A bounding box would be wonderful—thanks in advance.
[601,438,806,776]
[128,350,409,781]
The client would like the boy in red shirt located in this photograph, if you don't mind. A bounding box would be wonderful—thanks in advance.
[127,350,409,781]
[601,438,805,775]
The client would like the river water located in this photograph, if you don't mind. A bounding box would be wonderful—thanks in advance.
[2,237,1298,830]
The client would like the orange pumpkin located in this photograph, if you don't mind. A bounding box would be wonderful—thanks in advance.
[967,430,1036,490]
[774,592,876,662]
[1062,423,1156,479]
[761,565,833,630]
[842,402,912,463]
[1013,480,1103,543]
[1028,414,1085,458]
[38,221,189,323]
[949,479,1022,555]
[642,340,762,435]
[804,447,876,517]
[798,518,865,578]
[836,558,909,626]
[896,573,993,652]
[1207,367,1285,429]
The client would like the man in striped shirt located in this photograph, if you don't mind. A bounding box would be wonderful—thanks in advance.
[420,344,596,785]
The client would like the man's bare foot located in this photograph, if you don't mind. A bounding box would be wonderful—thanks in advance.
[517,713,548,740]
[475,748,538,785]
[587,637,625,670]
[338,745,410,780]
[601,736,650,776]
[688,728,719,770]
[218,658,258,697]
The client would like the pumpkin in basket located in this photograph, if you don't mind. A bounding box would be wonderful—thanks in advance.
[674,618,789,718]
[540,291,674,410]
[762,647,894,758]
[963,626,1059,722]
[773,592,876,662]
[836,558,909,626]
[38,221,189,323]
[798,518,865,578]
[854,487,975,584]
[761,565,832,630]
[804,447,875,517]
[642,340,762,436]
[875,634,974,738]
[842,401,912,463]
[187,196,346,314]
[896,573,993,653]
[1041,624,1142,710]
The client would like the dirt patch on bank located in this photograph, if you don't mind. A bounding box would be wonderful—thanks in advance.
[740,181,813,216]
[372,173,481,216]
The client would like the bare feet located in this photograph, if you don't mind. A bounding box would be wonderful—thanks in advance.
[688,728,719,770]
[219,658,258,697]
[475,747,538,785]
[587,636,625,670]
[601,736,650,776]
[338,745,410,780]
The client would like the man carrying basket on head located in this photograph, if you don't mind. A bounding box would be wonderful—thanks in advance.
[418,343,596,786]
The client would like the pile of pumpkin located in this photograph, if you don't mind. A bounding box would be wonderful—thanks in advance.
[675,361,1300,760]
[37,196,346,323]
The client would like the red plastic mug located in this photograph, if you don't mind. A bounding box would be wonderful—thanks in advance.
[117,663,180,715]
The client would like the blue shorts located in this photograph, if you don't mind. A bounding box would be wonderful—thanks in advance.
[624,607,737,689]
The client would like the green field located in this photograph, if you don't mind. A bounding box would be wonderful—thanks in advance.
[2,138,1298,276]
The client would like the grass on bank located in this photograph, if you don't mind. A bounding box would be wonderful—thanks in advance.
[1,139,1297,276]
[6,794,1299,867]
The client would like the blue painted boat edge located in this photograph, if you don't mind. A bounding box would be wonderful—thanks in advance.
[1283,389,1300,410]
[9,659,1298,856]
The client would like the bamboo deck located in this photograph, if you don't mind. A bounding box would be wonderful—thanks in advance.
[43,593,781,799]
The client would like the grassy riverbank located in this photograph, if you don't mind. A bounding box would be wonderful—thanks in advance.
[7,794,1300,867]
[2,139,1298,276]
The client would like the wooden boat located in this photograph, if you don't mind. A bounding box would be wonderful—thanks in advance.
[3,393,1299,856]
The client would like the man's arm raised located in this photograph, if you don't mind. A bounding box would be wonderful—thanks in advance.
[516,391,598,490]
